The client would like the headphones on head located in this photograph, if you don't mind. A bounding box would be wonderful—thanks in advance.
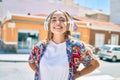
[44,10,74,31]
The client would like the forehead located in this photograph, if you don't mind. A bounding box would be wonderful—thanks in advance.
[52,11,66,18]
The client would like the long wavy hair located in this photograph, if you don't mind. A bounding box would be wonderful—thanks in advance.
[45,10,72,44]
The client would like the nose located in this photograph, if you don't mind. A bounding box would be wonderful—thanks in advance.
[56,20,60,25]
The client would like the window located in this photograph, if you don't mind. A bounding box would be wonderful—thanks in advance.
[111,34,119,45]
[18,30,39,49]
[95,33,105,47]
[101,46,111,50]
[118,48,120,51]
[113,47,120,51]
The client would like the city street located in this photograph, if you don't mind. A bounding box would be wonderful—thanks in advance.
[0,0,120,80]
[98,60,120,79]
[0,60,120,80]
[0,61,34,80]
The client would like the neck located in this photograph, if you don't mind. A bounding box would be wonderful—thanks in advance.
[52,35,66,44]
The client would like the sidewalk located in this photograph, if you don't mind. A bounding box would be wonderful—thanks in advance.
[0,54,29,62]
[0,52,98,62]
[0,52,119,80]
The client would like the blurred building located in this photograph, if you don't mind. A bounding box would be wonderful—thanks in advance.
[110,0,120,25]
[86,12,109,22]
[73,16,120,48]
[0,0,107,21]
[0,0,120,53]
[1,14,89,53]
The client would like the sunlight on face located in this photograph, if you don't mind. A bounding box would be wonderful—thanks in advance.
[50,11,69,35]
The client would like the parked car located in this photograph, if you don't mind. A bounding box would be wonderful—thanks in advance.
[98,44,120,62]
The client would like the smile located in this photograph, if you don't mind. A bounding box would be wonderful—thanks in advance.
[53,27,63,29]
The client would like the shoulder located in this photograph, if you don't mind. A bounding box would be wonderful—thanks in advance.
[32,41,46,50]
[35,39,48,46]
[67,37,87,50]
[72,39,86,48]
[69,38,87,53]
[33,41,42,48]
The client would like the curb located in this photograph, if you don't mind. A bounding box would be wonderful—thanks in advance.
[0,60,28,62]
[0,54,29,62]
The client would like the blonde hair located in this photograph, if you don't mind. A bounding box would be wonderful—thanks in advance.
[45,10,72,44]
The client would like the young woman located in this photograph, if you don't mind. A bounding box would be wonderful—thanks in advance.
[28,10,100,80]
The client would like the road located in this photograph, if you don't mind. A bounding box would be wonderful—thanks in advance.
[0,62,34,80]
[98,60,120,79]
[0,60,120,80]
[77,60,120,80]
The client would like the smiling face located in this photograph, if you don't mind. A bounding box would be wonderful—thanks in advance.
[46,10,71,43]
[49,11,69,36]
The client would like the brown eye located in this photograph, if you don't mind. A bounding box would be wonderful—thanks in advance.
[59,19,65,22]
[51,19,56,22]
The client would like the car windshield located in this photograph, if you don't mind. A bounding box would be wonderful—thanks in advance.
[101,46,111,50]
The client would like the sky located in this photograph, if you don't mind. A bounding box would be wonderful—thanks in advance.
[73,0,110,14]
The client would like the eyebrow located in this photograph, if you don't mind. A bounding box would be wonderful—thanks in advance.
[51,17,66,19]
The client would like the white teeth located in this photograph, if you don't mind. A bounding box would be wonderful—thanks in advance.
[54,27,62,29]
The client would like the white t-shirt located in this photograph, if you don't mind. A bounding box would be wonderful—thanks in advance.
[40,41,69,80]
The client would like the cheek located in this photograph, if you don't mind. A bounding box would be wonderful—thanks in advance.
[64,26,68,31]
